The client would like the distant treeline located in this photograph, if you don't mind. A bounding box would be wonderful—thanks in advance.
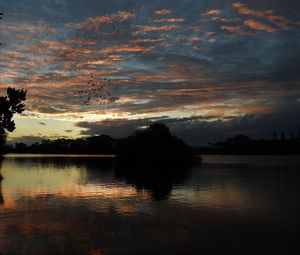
[199,134,300,155]
[4,124,193,163]
[5,135,115,154]
[4,131,300,155]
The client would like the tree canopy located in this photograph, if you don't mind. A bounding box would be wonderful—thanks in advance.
[0,88,27,149]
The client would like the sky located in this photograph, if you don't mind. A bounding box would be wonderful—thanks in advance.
[0,0,300,145]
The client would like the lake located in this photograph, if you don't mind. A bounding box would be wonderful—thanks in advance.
[0,154,299,254]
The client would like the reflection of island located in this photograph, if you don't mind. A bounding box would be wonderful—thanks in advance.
[115,162,192,200]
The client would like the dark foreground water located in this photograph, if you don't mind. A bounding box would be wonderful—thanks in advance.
[0,155,300,255]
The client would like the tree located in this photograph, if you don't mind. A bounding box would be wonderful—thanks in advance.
[0,88,27,151]
[116,123,193,164]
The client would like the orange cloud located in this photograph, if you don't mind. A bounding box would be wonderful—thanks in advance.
[0,21,56,34]
[211,17,241,23]
[154,9,172,16]
[154,18,185,23]
[65,38,97,45]
[220,25,243,33]
[99,44,155,53]
[244,19,278,33]
[202,9,221,16]
[129,38,162,44]
[135,24,179,34]
[66,11,135,31]
[233,2,299,31]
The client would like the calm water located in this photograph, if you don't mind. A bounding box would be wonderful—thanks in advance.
[0,154,300,254]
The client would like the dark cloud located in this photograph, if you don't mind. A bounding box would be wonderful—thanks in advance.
[76,116,168,138]
[76,100,300,146]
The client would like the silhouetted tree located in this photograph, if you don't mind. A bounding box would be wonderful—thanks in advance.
[0,88,27,153]
[116,123,194,164]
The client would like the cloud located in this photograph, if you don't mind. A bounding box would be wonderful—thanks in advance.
[76,117,165,138]
[1,0,300,143]
[202,9,221,16]
[135,24,180,33]
[220,25,242,33]
[0,20,56,34]
[154,9,172,16]
[243,19,278,33]
[154,18,185,23]
[66,11,135,31]
[75,102,300,146]
[129,38,162,44]
[233,2,300,31]
[75,115,225,139]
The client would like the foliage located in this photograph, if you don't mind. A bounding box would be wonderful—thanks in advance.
[116,123,193,163]
[9,135,115,154]
[0,88,27,148]
[201,133,300,155]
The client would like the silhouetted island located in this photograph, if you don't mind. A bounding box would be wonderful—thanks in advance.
[116,123,194,164]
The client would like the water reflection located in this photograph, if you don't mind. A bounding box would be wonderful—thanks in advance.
[0,157,4,206]
[115,161,192,200]
[1,156,191,201]
[0,178,3,206]
[0,155,299,254]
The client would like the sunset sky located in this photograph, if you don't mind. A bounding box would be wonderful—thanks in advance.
[0,0,299,145]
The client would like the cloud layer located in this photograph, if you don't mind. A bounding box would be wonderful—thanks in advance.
[0,0,299,144]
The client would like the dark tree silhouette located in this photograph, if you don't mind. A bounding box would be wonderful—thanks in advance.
[201,132,300,155]
[116,123,194,164]
[0,88,27,152]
